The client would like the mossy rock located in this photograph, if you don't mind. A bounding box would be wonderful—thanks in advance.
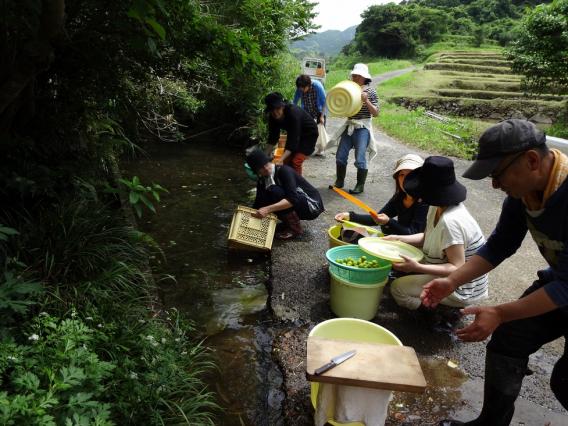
[389,95,567,123]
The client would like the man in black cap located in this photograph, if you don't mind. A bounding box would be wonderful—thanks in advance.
[420,119,568,425]
[264,92,319,176]
[245,149,323,240]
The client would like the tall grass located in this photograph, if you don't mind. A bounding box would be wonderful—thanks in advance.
[0,199,219,424]
[376,103,490,158]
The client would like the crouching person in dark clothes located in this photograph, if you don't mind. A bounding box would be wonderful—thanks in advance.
[246,149,324,240]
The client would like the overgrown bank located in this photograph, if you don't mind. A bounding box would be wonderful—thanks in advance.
[0,0,317,423]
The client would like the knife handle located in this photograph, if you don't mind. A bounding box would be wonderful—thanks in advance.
[314,362,336,376]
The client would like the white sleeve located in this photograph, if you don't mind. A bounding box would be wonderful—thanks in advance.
[441,216,465,250]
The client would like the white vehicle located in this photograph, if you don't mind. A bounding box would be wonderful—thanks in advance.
[302,57,326,84]
[546,135,568,156]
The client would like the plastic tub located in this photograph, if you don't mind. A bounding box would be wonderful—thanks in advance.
[309,318,403,426]
[326,245,391,284]
[326,80,362,117]
[330,272,386,320]
[327,224,381,248]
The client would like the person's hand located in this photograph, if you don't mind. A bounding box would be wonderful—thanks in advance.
[361,91,368,102]
[335,212,350,222]
[391,254,420,273]
[382,234,400,241]
[373,213,389,225]
[420,277,457,308]
[252,207,271,218]
[273,157,284,165]
[456,306,503,342]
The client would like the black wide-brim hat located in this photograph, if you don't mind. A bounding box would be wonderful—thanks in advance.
[264,92,286,112]
[246,149,270,172]
[403,156,467,206]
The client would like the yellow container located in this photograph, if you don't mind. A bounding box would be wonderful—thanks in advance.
[309,318,402,426]
[228,205,277,252]
[329,272,387,320]
[326,80,362,117]
[273,147,285,163]
[327,224,381,249]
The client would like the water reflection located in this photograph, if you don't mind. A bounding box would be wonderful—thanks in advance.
[122,141,282,425]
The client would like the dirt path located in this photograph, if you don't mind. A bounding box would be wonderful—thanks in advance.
[270,69,567,425]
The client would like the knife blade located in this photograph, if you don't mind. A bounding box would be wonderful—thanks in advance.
[314,349,357,376]
[331,187,380,221]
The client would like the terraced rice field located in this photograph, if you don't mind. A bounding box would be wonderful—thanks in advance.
[383,51,568,124]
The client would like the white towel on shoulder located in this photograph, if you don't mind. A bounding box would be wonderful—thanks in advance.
[327,118,378,162]
[315,383,392,426]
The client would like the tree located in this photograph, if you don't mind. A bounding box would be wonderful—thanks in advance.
[473,25,484,47]
[507,0,568,93]
[354,3,447,57]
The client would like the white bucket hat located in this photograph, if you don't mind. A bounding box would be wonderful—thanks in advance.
[393,154,424,177]
[350,63,372,82]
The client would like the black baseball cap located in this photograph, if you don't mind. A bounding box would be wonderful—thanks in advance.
[463,119,546,180]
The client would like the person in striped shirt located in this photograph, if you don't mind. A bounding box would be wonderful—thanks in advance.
[331,63,379,194]
[386,156,489,312]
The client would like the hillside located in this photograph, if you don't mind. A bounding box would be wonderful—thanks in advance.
[289,26,356,57]
[381,51,567,123]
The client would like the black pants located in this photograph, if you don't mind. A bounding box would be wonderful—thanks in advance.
[487,278,568,409]
[254,186,293,220]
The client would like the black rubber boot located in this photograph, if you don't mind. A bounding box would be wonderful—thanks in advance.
[349,168,368,194]
[439,351,527,426]
[329,164,347,189]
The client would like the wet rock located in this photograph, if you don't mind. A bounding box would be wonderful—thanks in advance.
[272,304,300,322]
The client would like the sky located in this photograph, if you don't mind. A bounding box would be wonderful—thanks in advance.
[313,0,400,32]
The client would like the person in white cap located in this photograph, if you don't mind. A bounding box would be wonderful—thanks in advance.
[329,63,379,194]
[334,154,428,235]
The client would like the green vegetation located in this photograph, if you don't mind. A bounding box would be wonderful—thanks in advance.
[1,0,318,423]
[507,0,568,94]
[420,37,501,60]
[345,0,552,58]
[376,103,488,158]
[377,49,567,129]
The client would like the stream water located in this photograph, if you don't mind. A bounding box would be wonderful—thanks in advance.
[122,141,284,425]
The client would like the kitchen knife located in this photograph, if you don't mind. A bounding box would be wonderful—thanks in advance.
[314,349,357,375]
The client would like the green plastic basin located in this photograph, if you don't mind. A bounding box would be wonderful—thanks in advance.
[326,245,391,284]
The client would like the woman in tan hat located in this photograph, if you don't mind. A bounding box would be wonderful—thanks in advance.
[335,154,428,235]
